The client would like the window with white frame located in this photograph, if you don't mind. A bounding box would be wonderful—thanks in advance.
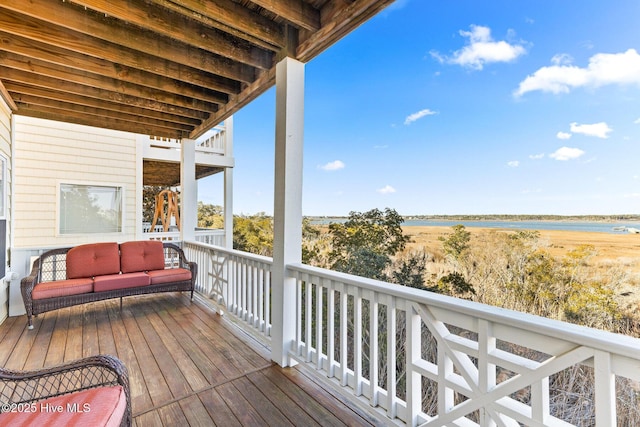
[59,183,123,234]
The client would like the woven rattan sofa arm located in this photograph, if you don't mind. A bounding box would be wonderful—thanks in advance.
[20,258,41,298]
[0,354,131,425]
[188,261,198,278]
[162,242,190,269]
[20,263,40,330]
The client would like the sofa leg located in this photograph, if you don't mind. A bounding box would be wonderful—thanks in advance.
[120,297,123,310]
[27,316,33,330]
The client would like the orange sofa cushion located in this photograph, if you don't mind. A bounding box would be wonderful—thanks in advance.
[32,278,94,300]
[119,241,165,273]
[66,243,120,279]
[93,272,150,293]
[0,385,126,427]
[147,268,192,285]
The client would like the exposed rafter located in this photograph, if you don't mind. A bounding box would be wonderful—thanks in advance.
[0,0,395,139]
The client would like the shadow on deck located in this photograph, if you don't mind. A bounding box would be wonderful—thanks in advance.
[0,293,383,426]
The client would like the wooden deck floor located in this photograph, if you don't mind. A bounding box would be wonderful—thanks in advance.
[0,293,383,426]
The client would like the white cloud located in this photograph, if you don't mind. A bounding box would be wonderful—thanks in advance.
[624,193,640,198]
[549,147,585,161]
[634,117,640,124]
[570,122,612,139]
[431,25,527,70]
[404,109,438,125]
[515,49,640,96]
[507,160,519,167]
[556,131,572,140]
[551,53,573,66]
[319,160,345,171]
[529,153,544,160]
[377,185,396,194]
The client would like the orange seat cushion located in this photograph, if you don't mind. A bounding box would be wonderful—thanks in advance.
[93,272,150,292]
[147,268,192,285]
[32,278,94,300]
[66,243,121,279]
[0,385,126,427]
[119,241,165,273]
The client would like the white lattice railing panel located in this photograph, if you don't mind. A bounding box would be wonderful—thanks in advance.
[287,263,640,427]
[183,242,273,342]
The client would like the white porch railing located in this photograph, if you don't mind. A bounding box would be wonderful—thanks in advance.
[196,125,226,155]
[184,242,272,343]
[144,229,225,245]
[287,263,640,426]
[148,124,227,155]
[182,243,640,426]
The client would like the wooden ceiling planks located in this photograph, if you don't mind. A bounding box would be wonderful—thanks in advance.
[0,0,395,139]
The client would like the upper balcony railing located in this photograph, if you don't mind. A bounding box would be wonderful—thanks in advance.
[143,226,225,246]
[144,124,229,162]
[183,241,640,427]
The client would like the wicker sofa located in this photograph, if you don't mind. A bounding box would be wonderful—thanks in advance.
[21,241,197,329]
[0,354,131,426]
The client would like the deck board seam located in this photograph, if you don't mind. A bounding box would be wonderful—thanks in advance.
[132,362,275,418]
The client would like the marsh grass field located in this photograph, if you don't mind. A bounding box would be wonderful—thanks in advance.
[403,226,640,273]
[403,225,640,314]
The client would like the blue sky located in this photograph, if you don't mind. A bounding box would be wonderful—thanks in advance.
[199,0,640,216]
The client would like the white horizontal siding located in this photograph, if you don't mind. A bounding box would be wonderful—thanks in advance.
[13,116,138,248]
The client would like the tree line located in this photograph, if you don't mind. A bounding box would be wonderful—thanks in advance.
[196,202,638,334]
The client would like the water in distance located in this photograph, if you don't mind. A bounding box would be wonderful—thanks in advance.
[310,218,637,234]
[401,220,635,234]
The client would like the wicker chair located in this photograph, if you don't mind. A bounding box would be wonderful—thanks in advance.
[0,354,131,426]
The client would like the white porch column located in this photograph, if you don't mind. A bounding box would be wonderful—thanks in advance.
[223,117,234,249]
[271,57,304,367]
[180,138,197,241]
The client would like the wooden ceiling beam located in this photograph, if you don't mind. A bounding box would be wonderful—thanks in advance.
[0,0,393,138]
[17,105,187,139]
[248,0,320,32]
[69,0,274,69]
[0,79,17,111]
[14,96,195,132]
[0,51,227,107]
[0,31,240,97]
[0,69,217,121]
[7,84,204,126]
[0,65,219,112]
[148,0,285,50]
[0,0,272,70]
[0,6,256,85]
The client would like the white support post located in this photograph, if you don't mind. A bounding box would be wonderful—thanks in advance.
[223,116,234,249]
[135,136,144,240]
[181,138,197,242]
[271,57,304,367]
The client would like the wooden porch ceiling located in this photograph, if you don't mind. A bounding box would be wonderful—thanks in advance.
[143,159,222,186]
[0,0,395,140]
